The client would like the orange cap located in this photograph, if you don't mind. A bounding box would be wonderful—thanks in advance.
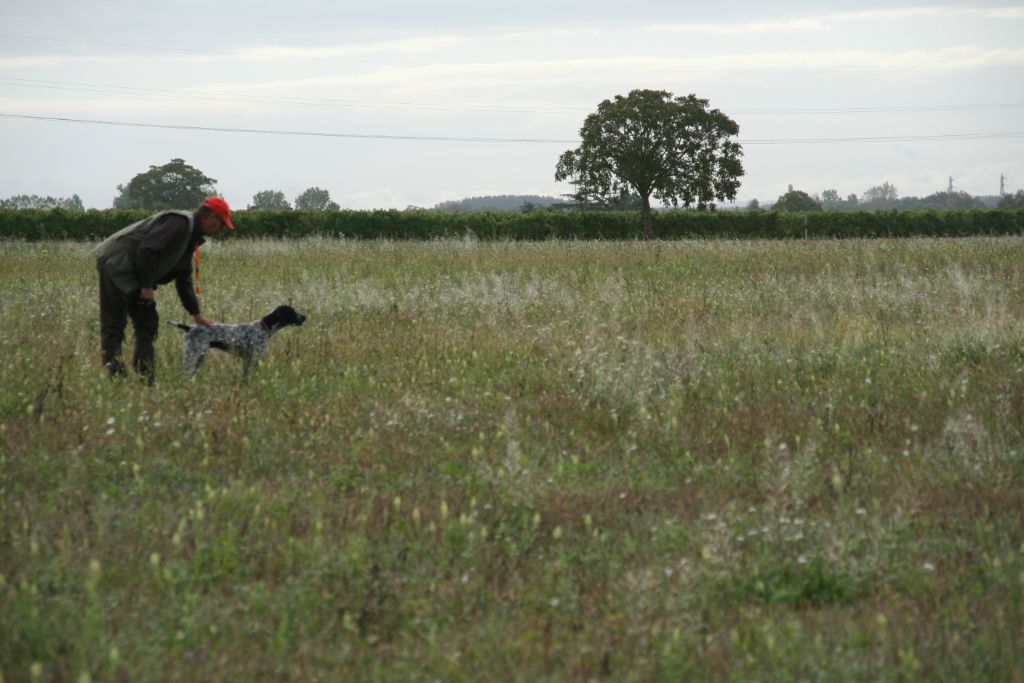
[202,196,234,230]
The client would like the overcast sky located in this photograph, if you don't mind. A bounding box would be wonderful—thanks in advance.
[2,1,1022,209]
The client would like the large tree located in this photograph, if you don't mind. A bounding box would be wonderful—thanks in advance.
[294,187,339,211]
[555,89,744,238]
[112,158,217,209]
[248,190,292,211]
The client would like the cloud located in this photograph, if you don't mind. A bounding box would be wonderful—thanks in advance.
[237,47,1024,95]
[648,19,830,35]
[829,7,1024,22]
[650,6,1024,35]
[0,56,68,68]
[5,5,1022,71]
[233,35,467,61]
[4,45,1022,122]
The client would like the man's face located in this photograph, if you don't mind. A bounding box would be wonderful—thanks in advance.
[201,213,225,236]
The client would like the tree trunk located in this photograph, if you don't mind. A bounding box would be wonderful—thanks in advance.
[641,195,654,240]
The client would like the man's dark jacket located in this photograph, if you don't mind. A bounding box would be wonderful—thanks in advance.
[94,210,203,315]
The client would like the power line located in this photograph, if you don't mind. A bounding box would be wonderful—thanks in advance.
[3,76,1023,117]
[2,112,1023,145]
[0,113,578,143]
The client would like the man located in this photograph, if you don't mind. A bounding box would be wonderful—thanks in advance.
[94,196,234,383]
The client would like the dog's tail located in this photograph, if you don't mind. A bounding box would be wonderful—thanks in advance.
[166,321,193,332]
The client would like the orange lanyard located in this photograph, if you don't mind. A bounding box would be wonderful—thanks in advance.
[193,244,202,295]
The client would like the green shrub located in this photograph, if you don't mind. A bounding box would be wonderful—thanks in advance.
[1,208,1022,240]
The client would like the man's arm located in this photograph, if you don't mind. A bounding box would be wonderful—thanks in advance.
[174,272,211,325]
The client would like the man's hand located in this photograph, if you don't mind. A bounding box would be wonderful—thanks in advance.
[139,287,155,305]
[193,314,214,327]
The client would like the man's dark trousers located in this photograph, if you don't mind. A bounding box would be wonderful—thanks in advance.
[98,264,159,384]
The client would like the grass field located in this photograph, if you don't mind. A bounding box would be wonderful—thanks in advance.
[2,236,1023,682]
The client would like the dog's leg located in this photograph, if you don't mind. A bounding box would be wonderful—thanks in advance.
[191,349,209,377]
[241,342,269,382]
[183,350,200,376]
[182,341,210,377]
[240,353,259,382]
[182,347,195,376]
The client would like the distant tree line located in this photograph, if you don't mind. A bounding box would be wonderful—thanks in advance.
[4,157,1022,221]
[761,182,1017,212]
[430,195,565,213]
[248,187,340,211]
[0,194,84,210]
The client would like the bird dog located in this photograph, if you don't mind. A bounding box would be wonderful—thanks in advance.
[169,305,307,379]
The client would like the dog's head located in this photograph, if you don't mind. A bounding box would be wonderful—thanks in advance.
[263,305,307,331]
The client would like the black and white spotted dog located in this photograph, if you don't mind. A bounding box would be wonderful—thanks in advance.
[169,305,307,379]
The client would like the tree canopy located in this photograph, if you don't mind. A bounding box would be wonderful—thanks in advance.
[773,189,822,212]
[294,187,340,211]
[820,189,859,211]
[860,182,900,209]
[248,190,292,211]
[112,158,217,210]
[555,89,744,238]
